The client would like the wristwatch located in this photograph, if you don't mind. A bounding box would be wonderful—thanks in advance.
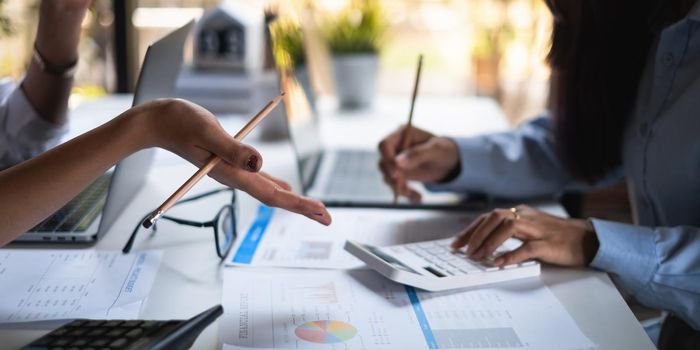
[32,45,78,79]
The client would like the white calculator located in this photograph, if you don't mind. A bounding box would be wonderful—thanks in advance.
[344,237,540,291]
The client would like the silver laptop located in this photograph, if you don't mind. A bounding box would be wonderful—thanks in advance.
[277,70,470,209]
[16,20,194,243]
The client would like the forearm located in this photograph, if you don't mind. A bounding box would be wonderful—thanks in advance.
[590,219,700,329]
[0,107,150,244]
[21,1,87,125]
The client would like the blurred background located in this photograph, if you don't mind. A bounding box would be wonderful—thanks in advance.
[0,0,552,124]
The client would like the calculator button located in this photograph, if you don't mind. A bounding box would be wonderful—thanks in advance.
[125,328,144,338]
[109,338,128,348]
[68,328,87,336]
[102,320,123,327]
[87,328,107,336]
[105,328,127,337]
[88,339,109,347]
[139,321,163,328]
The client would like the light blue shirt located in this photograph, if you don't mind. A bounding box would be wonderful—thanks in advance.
[0,79,67,169]
[429,4,700,331]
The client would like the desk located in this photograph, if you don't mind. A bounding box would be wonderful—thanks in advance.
[0,95,655,350]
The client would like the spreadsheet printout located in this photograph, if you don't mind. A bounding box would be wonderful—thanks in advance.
[0,250,161,322]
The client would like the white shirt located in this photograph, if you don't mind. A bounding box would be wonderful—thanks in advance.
[0,79,67,169]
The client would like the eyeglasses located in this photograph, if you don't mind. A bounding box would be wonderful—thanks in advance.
[122,188,237,260]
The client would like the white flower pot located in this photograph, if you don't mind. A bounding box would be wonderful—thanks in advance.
[331,54,379,110]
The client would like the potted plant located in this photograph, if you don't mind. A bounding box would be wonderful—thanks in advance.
[323,0,387,109]
[269,18,316,109]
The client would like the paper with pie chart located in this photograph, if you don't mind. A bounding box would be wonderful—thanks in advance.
[220,268,594,350]
[295,320,358,343]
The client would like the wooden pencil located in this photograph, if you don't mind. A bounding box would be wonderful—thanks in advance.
[393,54,424,203]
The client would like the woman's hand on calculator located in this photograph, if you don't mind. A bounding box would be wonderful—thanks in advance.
[450,205,600,267]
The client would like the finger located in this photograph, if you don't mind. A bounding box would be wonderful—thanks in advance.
[400,182,422,203]
[494,241,547,266]
[379,159,398,185]
[236,172,332,226]
[395,141,435,172]
[198,125,263,172]
[450,215,486,249]
[465,209,511,256]
[258,172,292,191]
[471,217,519,259]
[378,130,402,160]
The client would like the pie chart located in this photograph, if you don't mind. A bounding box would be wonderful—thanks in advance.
[295,320,358,343]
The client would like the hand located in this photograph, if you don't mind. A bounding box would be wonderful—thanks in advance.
[137,99,332,226]
[377,125,460,202]
[450,205,599,267]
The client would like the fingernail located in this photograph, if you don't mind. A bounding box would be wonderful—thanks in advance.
[396,154,408,167]
[246,155,259,171]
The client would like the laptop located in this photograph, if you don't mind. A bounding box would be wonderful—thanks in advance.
[277,70,474,209]
[16,20,194,243]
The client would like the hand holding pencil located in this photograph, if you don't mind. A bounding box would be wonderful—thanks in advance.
[143,95,331,229]
[377,56,461,202]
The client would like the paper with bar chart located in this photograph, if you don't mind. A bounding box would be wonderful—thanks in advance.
[226,205,474,269]
[220,269,594,350]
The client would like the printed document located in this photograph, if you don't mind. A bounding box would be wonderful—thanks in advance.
[220,268,594,350]
[0,250,162,322]
[226,206,475,269]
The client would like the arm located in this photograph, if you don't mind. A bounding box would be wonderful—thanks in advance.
[22,0,89,125]
[426,116,571,198]
[379,114,623,200]
[0,99,331,246]
[590,220,700,330]
[0,1,90,169]
[449,205,700,330]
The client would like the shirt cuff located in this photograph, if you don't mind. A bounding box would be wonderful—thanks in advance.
[589,219,658,288]
[6,85,68,141]
[425,136,492,193]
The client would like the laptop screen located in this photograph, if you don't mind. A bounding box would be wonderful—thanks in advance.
[271,41,324,192]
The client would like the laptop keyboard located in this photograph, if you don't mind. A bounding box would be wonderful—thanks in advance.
[323,150,393,198]
[31,174,112,233]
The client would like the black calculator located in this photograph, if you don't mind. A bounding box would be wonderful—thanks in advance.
[21,304,223,350]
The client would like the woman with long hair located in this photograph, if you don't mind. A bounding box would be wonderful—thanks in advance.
[378,0,700,348]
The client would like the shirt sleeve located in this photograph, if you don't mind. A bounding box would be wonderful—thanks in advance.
[426,114,622,199]
[0,79,68,169]
[590,219,700,330]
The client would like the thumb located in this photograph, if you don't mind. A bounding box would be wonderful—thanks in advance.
[202,129,263,172]
[395,141,435,171]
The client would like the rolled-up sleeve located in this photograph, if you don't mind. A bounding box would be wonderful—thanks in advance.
[0,80,67,169]
[426,115,611,199]
[590,219,700,330]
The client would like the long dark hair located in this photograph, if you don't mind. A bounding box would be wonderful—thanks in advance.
[545,0,686,182]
